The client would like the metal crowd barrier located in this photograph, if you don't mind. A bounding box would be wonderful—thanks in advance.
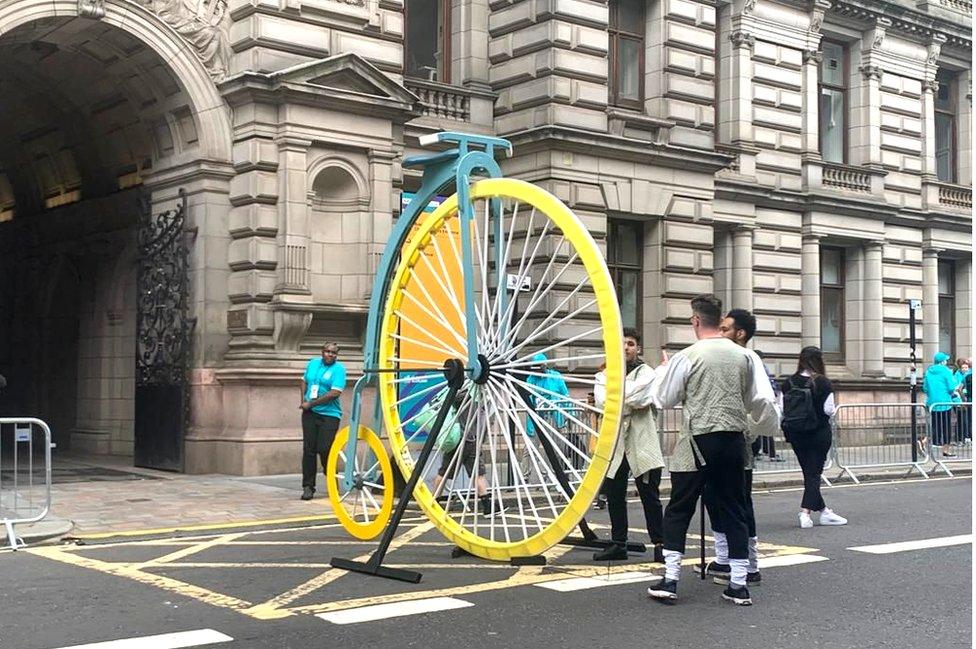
[831,404,930,483]
[0,418,54,550]
[926,402,973,477]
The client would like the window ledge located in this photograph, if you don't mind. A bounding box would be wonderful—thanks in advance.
[606,108,674,144]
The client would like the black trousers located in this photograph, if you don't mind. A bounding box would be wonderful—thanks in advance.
[302,411,340,489]
[663,432,749,560]
[751,435,777,458]
[956,406,971,443]
[931,409,952,446]
[791,432,830,511]
[604,457,663,545]
[706,469,755,538]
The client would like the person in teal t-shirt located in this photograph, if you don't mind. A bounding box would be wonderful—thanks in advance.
[299,342,347,500]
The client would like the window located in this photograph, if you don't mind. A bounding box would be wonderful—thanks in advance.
[818,41,847,164]
[934,69,956,183]
[607,219,643,329]
[609,0,644,109]
[820,246,845,358]
[938,260,955,355]
[405,0,450,83]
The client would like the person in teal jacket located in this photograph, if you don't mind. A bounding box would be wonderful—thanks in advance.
[520,353,572,481]
[923,352,959,457]
[953,358,971,444]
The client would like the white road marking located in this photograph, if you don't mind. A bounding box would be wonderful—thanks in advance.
[535,571,659,592]
[52,629,232,649]
[757,553,829,568]
[848,534,972,554]
[317,596,474,624]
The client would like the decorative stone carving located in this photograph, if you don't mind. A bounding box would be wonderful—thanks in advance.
[809,0,831,34]
[926,34,947,67]
[729,30,756,49]
[860,64,882,80]
[870,18,891,51]
[78,0,106,19]
[137,0,230,79]
[742,0,758,14]
[923,78,940,93]
[803,49,823,64]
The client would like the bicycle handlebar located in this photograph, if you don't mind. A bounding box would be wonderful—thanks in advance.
[419,131,513,157]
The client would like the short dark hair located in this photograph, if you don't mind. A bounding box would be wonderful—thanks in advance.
[622,327,641,344]
[726,309,757,343]
[690,294,722,328]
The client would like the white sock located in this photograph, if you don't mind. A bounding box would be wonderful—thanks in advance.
[729,558,749,587]
[663,549,682,581]
[714,531,729,565]
[748,536,759,573]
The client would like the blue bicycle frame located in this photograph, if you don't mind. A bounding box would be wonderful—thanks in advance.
[342,132,513,489]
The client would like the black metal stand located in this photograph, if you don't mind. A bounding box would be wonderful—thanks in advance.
[560,517,646,553]
[330,359,465,584]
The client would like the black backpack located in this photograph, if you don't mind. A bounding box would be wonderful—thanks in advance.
[781,375,822,438]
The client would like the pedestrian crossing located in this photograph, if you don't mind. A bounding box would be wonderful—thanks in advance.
[52,629,232,649]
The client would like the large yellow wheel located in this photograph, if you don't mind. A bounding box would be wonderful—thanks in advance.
[377,178,624,560]
[326,425,395,540]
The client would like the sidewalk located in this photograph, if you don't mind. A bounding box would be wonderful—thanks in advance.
[3,453,969,546]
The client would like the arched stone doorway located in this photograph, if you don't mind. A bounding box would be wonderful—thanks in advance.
[0,4,233,468]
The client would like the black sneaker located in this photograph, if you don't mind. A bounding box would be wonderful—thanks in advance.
[721,584,753,606]
[652,543,665,564]
[592,544,628,561]
[300,486,314,501]
[593,495,608,510]
[747,571,761,585]
[693,560,731,581]
[713,569,761,586]
[647,578,678,602]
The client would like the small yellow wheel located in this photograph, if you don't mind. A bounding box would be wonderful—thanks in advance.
[326,425,395,540]
[377,177,624,560]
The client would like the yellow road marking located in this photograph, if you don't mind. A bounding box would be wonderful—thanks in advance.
[131,533,249,570]
[28,545,255,612]
[243,521,437,620]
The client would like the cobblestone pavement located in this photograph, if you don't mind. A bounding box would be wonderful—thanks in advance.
[47,456,333,537]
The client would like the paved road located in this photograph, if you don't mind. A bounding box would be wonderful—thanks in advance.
[0,476,970,649]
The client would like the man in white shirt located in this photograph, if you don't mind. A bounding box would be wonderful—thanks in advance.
[645,295,778,607]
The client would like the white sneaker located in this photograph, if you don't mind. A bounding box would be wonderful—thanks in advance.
[798,512,813,529]
[819,508,848,526]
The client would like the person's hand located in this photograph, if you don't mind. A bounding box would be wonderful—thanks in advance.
[300,401,311,411]
[659,349,670,366]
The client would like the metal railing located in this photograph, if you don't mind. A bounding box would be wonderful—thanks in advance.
[926,402,973,477]
[0,418,54,550]
[831,403,930,483]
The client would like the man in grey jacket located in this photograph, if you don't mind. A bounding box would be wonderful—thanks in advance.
[645,295,778,607]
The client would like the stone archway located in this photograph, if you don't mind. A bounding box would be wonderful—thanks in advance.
[0,2,233,466]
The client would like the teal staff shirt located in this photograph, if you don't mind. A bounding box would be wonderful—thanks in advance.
[303,358,347,418]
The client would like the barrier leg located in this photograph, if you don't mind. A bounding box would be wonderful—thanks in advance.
[4,519,25,551]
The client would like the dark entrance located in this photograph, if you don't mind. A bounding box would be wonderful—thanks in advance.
[134,191,191,471]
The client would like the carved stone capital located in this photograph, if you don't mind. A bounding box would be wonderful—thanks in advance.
[922,78,940,94]
[803,49,823,64]
[860,64,883,81]
[78,0,105,19]
[729,30,756,50]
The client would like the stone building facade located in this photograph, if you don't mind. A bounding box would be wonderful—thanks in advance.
[0,0,970,474]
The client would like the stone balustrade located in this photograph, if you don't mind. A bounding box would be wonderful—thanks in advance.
[822,162,873,192]
[937,182,973,209]
[405,79,471,121]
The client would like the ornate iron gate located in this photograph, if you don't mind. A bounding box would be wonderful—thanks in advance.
[134,190,191,471]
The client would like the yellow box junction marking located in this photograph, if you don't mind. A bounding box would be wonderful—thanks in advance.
[28,521,819,622]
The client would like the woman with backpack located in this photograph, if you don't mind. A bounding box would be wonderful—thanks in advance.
[781,346,847,529]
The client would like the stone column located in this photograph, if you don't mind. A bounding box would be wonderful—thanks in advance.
[730,225,754,311]
[922,248,941,364]
[863,241,885,377]
[957,69,972,187]
[801,49,823,190]
[801,234,822,347]
[921,78,938,179]
[856,64,884,170]
[955,258,972,361]
[728,30,755,147]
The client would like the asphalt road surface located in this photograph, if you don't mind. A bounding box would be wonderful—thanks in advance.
[0,476,970,649]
